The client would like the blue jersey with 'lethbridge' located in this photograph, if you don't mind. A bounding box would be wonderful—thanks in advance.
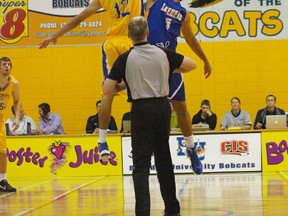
[147,0,186,50]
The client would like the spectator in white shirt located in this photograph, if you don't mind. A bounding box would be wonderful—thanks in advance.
[5,105,36,135]
[220,97,252,130]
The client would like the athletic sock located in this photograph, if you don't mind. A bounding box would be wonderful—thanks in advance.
[98,129,107,143]
[0,173,7,181]
[184,135,194,148]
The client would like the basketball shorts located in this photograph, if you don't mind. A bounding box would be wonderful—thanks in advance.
[0,116,7,154]
[102,36,133,80]
[168,73,185,101]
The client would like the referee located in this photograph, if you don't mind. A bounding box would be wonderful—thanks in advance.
[101,16,197,216]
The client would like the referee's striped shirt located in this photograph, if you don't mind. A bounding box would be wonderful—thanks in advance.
[108,42,184,101]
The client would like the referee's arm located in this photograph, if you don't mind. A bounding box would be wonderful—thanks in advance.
[176,56,197,73]
[103,79,126,95]
[163,47,197,73]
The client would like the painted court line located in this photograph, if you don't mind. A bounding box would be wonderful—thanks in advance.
[177,178,189,197]
[278,171,288,183]
[0,179,53,199]
[14,176,107,216]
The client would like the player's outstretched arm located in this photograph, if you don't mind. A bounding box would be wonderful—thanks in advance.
[181,10,212,79]
[39,0,102,49]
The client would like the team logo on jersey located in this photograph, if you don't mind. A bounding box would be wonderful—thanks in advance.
[156,41,170,48]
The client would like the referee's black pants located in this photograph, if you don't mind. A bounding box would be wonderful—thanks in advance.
[131,97,180,216]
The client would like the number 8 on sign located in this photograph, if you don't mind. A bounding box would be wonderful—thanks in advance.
[0,3,28,44]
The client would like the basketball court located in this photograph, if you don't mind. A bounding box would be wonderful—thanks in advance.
[0,172,287,215]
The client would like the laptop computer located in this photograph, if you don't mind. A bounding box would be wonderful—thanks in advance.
[192,123,210,131]
[266,115,287,129]
[5,122,33,136]
[122,120,131,133]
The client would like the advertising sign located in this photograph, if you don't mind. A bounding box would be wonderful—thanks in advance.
[7,135,122,177]
[181,0,288,41]
[0,0,111,47]
[1,0,287,47]
[262,130,288,172]
[122,132,262,175]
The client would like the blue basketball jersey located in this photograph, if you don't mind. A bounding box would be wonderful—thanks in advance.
[147,0,186,50]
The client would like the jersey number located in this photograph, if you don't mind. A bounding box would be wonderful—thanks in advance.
[114,1,130,18]
[166,18,172,30]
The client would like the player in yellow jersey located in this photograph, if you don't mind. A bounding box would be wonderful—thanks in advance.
[0,57,21,192]
[39,0,143,78]
[39,0,144,161]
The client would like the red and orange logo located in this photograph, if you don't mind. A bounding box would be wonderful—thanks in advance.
[221,140,249,156]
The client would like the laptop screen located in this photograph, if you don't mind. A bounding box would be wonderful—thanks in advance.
[123,120,131,133]
[266,115,287,129]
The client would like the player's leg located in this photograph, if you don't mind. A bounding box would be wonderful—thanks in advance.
[0,131,16,192]
[171,100,192,137]
[168,73,192,139]
[99,37,133,161]
[169,73,203,175]
[98,94,114,162]
[102,37,133,81]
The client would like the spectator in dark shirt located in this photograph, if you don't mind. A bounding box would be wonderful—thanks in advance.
[192,99,217,130]
[86,100,117,134]
[254,94,285,129]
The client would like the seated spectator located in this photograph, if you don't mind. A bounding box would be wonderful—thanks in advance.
[5,105,36,135]
[170,102,180,132]
[220,97,252,130]
[35,103,65,135]
[86,100,117,134]
[192,99,217,130]
[254,94,285,129]
[120,111,131,133]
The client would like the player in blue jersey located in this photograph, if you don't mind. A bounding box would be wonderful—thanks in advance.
[146,0,212,175]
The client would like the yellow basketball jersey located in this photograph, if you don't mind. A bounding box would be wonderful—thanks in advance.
[0,75,14,115]
[99,0,143,36]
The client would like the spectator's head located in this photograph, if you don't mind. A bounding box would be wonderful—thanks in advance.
[38,103,50,119]
[0,57,12,75]
[201,99,211,113]
[266,94,276,108]
[11,105,25,120]
[96,100,101,112]
[128,16,148,44]
[231,97,241,111]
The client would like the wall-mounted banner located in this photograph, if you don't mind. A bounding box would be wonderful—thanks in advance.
[180,0,287,41]
[7,135,122,177]
[0,0,111,47]
[122,132,262,175]
[1,0,287,47]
